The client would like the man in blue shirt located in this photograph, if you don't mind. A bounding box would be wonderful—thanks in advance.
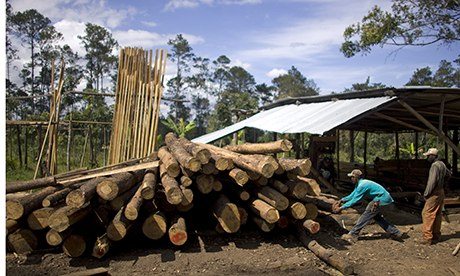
[333,169,404,243]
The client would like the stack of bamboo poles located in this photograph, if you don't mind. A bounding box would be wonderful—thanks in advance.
[108,47,167,165]
[6,136,352,274]
[34,59,66,178]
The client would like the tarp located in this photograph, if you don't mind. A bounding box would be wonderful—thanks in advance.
[192,96,395,143]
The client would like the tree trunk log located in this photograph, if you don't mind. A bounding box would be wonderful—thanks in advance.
[63,234,86,257]
[304,203,319,220]
[27,207,57,230]
[165,133,201,172]
[255,186,289,211]
[109,184,140,211]
[96,170,144,201]
[161,174,183,204]
[46,228,72,246]
[224,139,293,154]
[271,179,289,194]
[6,219,20,235]
[297,176,321,196]
[178,137,211,164]
[285,179,309,199]
[7,186,60,220]
[228,168,249,186]
[289,201,307,220]
[303,219,320,234]
[278,158,311,176]
[238,207,248,225]
[213,194,241,233]
[168,216,187,246]
[92,234,110,259]
[8,229,38,254]
[180,175,192,187]
[212,179,223,192]
[196,174,214,194]
[140,169,157,200]
[249,199,280,224]
[201,162,217,175]
[66,177,106,208]
[252,216,275,232]
[142,211,167,240]
[48,205,91,232]
[107,207,131,241]
[210,153,232,171]
[124,184,145,220]
[6,176,57,194]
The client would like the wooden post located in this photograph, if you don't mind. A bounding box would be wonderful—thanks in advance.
[349,130,355,163]
[453,129,458,175]
[415,132,419,159]
[363,131,368,177]
[336,129,340,182]
[16,125,22,168]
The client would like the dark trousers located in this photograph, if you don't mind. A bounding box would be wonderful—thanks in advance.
[349,202,401,236]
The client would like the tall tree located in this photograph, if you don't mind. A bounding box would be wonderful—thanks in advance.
[406,67,433,86]
[78,23,118,92]
[341,0,460,57]
[254,83,276,106]
[6,0,18,81]
[166,34,195,121]
[406,59,459,87]
[343,76,387,92]
[272,66,319,99]
[212,55,231,96]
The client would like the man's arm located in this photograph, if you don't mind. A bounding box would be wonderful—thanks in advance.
[424,163,440,198]
[341,186,366,209]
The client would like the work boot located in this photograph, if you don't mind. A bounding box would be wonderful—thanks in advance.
[341,233,358,243]
[390,233,405,242]
[419,239,433,245]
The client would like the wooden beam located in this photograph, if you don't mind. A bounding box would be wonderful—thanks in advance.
[398,100,460,156]
[373,112,434,134]
[6,120,112,126]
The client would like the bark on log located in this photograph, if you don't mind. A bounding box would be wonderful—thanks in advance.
[196,174,214,194]
[210,153,232,171]
[158,147,180,177]
[142,212,168,240]
[46,228,72,246]
[107,207,131,241]
[249,199,280,224]
[297,176,321,196]
[124,183,145,220]
[212,194,241,233]
[63,234,86,257]
[289,201,307,220]
[271,179,289,194]
[66,177,105,208]
[6,191,29,201]
[300,195,338,212]
[165,133,201,172]
[176,202,194,212]
[7,186,60,220]
[180,175,192,187]
[140,169,157,200]
[7,229,38,254]
[255,176,268,186]
[92,234,110,259]
[180,186,194,206]
[224,139,293,154]
[6,219,20,235]
[255,186,289,211]
[178,137,211,164]
[6,176,57,194]
[285,180,309,199]
[48,205,91,232]
[309,167,338,195]
[238,207,248,225]
[27,207,56,230]
[168,217,187,246]
[303,219,320,234]
[43,187,75,207]
[229,168,249,186]
[278,158,311,176]
[161,174,183,204]
[109,184,140,211]
[96,170,145,201]
[252,216,275,232]
[296,225,354,275]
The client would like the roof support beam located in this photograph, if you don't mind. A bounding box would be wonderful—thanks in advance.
[373,112,434,134]
[398,100,460,156]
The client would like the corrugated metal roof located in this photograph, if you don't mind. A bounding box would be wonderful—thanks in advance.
[192,96,395,143]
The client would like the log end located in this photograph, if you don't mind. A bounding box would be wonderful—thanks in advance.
[8,229,38,254]
[169,230,187,246]
[97,181,118,201]
[187,158,202,172]
[6,201,24,220]
[142,213,167,240]
[290,202,307,220]
[66,190,85,208]
[63,235,86,257]
[107,222,127,241]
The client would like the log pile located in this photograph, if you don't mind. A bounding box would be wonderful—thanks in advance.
[5,134,351,273]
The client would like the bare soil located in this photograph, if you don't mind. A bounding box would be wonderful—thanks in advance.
[6,207,460,276]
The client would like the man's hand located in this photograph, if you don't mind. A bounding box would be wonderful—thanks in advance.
[371,201,380,212]
[332,200,342,213]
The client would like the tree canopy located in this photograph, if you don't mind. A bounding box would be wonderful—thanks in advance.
[272,66,319,98]
[341,0,460,57]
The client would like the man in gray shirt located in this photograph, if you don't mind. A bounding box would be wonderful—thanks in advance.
[421,148,451,245]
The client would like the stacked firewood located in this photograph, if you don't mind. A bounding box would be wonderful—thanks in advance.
[5,134,327,259]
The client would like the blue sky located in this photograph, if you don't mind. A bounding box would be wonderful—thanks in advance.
[8,0,460,93]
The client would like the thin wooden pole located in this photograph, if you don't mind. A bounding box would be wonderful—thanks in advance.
[336,129,340,182]
[80,128,89,168]
[363,131,368,177]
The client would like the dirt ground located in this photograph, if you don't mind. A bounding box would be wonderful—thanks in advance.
[6,206,460,276]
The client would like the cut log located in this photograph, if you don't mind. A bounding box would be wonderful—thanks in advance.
[161,174,183,204]
[271,180,289,194]
[6,219,20,235]
[229,168,249,186]
[180,186,194,206]
[201,162,217,175]
[43,187,75,207]
[165,133,201,172]
[304,203,319,220]
[142,212,167,240]
[198,143,275,178]
[158,146,180,177]
[63,234,86,257]
[224,139,293,154]
[96,170,145,201]
[252,216,275,232]
[7,229,38,254]
[109,184,140,211]
[210,153,232,171]
[48,205,91,232]
[296,225,354,275]
[92,234,110,259]
[212,194,241,233]
[212,179,223,192]
[274,163,285,175]
[300,195,337,212]
[255,176,268,186]
[196,174,214,194]
[303,219,320,234]
[46,228,72,246]
[6,191,29,201]
[256,186,289,211]
[155,190,176,213]
[180,175,193,187]
[27,207,56,230]
[168,217,188,246]
[107,207,132,241]
[124,184,145,220]
[176,202,194,212]
[289,201,307,220]
[140,169,157,200]
[6,176,57,194]
[309,167,338,195]
[7,186,60,220]
[246,170,260,181]
[285,180,309,199]
[278,158,311,176]
[297,176,321,196]
[238,207,248,225]
[178,137,211,164]
[66,177,105,208]
[249,199,280,224]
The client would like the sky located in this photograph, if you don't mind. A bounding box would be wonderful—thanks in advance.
[7,0,460,93]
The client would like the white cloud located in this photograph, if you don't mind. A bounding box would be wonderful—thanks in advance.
[53,20,86,56]
[231,59,251,70]
[164,0,261,11]
[114,30,204,48]
[266,68,287,78]
[141,21,158,27]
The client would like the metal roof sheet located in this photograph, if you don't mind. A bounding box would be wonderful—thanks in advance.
[192,96,395,143]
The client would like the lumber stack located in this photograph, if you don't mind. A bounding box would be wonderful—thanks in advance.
[5,135,334,260]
